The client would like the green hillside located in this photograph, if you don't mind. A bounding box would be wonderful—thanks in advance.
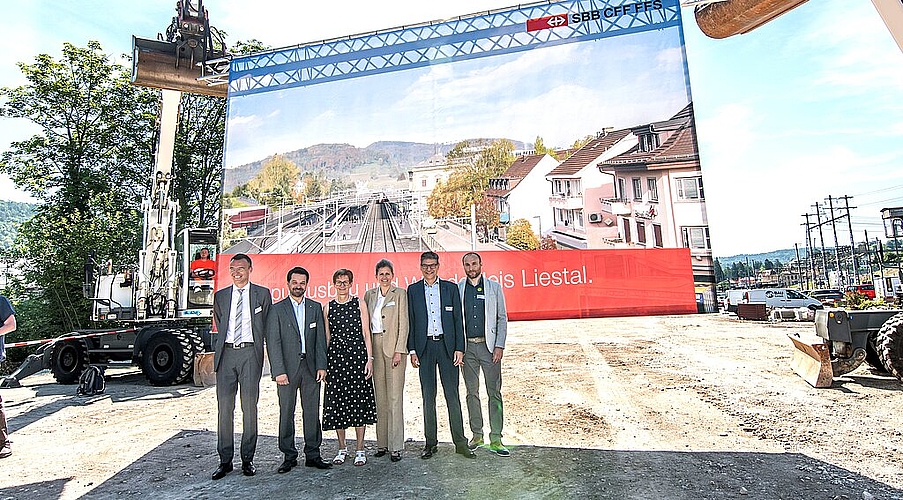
[0,200,34,249]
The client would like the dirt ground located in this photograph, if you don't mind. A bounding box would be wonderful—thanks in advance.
[1,313,902,499]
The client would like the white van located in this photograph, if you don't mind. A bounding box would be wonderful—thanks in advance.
[724,289,746,313]
[740,288,822,310]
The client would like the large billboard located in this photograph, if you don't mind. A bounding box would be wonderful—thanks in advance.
[220,0,713,318]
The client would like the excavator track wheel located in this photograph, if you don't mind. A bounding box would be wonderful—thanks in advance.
[877,312,903,382]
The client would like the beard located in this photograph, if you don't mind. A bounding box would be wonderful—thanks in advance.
[290,287,305,297]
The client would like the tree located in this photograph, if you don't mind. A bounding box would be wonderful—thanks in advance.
[474,196,500,241]
[714,258,725,283]
[173,93,225,229]
[0,41,157,335]
[506,218,538,250]
[242,154,301,206]
[533,136,558,159]
[427,139,514,218]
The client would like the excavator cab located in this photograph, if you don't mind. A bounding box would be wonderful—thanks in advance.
[178,227,217,315]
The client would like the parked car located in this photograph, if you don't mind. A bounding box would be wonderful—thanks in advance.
[808,289,845,306]
[845,283,876,299]
[739,288,823,310]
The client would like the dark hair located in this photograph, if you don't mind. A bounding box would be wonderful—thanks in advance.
[333,268,353,283]
[230,253,252,267]
[461,252,481,264]
[375,259,394,275]
[420,251,440,264]
[286,266,310,283]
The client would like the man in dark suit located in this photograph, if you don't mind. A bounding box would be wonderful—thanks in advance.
[407,251,475,459]
[265,266,332,473]
[211,253,271,480]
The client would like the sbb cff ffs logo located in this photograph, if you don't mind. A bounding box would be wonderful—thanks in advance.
[571,0,664,23]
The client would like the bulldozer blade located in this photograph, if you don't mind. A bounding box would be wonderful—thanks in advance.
[788,333,833,388]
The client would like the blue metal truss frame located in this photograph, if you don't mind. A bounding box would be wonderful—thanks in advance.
[228,0,680,97]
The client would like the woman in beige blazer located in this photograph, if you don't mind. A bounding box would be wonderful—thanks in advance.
[362,259,409,461]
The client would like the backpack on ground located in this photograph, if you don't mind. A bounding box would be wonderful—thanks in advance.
[77,365,106,396]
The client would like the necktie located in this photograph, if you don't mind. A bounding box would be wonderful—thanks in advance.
[235,288,244,343]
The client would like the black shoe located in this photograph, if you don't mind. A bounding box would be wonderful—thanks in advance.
[305,457,333,469]
[277,458,298,473]
[420,444,438,459]
[374,448,388,458]
[241,461,256,476]
[390,450,402,462]
[211,462,233,480]
[455,446,477,459]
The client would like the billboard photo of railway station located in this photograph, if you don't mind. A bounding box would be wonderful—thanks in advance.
[219,0,714,319]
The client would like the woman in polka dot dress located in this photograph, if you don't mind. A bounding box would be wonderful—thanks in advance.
[322,269,377,466]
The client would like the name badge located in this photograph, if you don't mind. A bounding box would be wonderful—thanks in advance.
[254,306,263,314]
[476,294,485,300]
[444,306,454,311]
[309,322,317,328]
[384,301,396,307]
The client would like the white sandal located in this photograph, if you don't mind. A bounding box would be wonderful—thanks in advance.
[354,450,367,466]
[332,448,348,465]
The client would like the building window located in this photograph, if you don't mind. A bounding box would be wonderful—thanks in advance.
[421,179,427,188]
[639,133,659,152]
[576,210,584,229]
[617,178,627,202]
[681,226,711,249]
[632,178,642,201]
[653,224,663,248]
[636,221,646,245]
[554,180,562,195]
[623,219,632,244]
[647,178,658,201]
[676,176,704,200]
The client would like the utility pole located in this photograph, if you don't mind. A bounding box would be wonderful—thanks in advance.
[838,195,858,284]
[813,203,830,287]
[864,230,874,286]
[825,196,843,286]
[802,213,816,289]
[794,243,804,289]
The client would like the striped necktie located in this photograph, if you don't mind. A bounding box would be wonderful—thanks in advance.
[235,288,245,343]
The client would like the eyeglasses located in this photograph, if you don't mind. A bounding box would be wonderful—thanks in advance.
[335,281,351,287]
[420,263,439,269]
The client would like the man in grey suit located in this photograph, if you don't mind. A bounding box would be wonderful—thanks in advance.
[407,251,475,459]
[211,253,271,480]
[459,252,510,457]
[265,266,332,473]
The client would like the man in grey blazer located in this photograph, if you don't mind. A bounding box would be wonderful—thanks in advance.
[265,266,332,473]
[211,253,272,480]
[459,252,510,456]
[407,251,474,459]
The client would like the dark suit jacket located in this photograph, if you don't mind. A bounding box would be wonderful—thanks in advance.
[265,296,327,382]
[407,279,464,359]
[212,283,272,371]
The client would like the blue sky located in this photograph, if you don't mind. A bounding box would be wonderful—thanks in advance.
[1,1,901,257]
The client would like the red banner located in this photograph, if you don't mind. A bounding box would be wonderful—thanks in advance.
[526,14,569,32]
[215,249,696,321]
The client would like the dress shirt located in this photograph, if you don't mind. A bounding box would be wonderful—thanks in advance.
[424,280,444,338]
[292,297,307,354]
[463,278,486,338]
[227,284,252,344]
[370,291,386,334]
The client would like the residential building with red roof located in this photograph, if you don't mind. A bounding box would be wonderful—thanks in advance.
[486,152,560,239]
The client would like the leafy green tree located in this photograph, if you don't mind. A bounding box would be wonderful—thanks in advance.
[506,218,538,250]
[714,258,724,282]
[0,41,157,335]
[533,136,558,159]
[474,196,499,241]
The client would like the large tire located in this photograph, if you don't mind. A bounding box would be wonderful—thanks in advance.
[141,330,195,386]
[877,312,903,381]
[51,340,89,384]
[866,332,888,372]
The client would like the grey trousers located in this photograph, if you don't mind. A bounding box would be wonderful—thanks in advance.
[462,342,504,443]
[276,371,323,461]
[215,346,262,464]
